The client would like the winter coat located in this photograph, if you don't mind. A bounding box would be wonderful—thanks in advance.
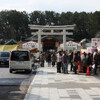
[62,54,68,63]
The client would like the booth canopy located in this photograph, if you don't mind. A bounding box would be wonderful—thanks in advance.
[0,45,18,51]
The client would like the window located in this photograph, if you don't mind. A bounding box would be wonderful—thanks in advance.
[11,51,29,61]
[0,52,10,57]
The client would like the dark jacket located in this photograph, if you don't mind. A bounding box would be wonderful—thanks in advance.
[62,54,68,63]
[86,55,92,66]
[94,53,99,65]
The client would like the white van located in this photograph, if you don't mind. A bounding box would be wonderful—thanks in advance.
[9,50,33,73]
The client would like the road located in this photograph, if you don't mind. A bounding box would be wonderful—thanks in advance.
[0,67,36,100]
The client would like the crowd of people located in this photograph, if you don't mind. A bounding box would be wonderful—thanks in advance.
[38,49,100,75]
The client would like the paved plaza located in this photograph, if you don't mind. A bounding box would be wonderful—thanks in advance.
[24,63,100,100]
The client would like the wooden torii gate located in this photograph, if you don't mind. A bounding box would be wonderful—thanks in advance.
[29,25,75,51]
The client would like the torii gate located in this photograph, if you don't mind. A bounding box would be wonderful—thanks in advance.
[29,25,75,51]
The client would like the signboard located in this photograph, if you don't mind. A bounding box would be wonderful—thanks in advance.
[59,41,81,51]
[91,38,100,47]
[22,40,39,50]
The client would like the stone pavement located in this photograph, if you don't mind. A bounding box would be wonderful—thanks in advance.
[24,63,100,100]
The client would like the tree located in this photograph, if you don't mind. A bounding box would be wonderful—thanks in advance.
[0,10,100,42]
[29,11,45,25]
[0,10,30,41]
[60,12,73,25]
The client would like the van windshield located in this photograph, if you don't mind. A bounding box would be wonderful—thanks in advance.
[11,51,29,61]
[0,52,10,57]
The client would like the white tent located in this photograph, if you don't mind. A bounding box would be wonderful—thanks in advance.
[58,40,81,52]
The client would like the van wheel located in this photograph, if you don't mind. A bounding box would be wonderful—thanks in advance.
[9,69,12,73]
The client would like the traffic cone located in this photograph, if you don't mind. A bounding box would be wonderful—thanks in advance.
[78,64,82,73]
[86,65,90,75]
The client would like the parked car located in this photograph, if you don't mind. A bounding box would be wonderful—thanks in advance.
[0,51,10,67]
[9,50,34,73]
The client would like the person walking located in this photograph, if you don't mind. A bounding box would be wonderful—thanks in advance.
[56,51,62,73]
[51,52,57,67]
[81,52,87,73]
[46,52,51,67]
[86,53,93,74]
[73,52,81,74]
[69,52,73,71]
[93,49,99,75]
[40,52,45,67]
[62,51,68,74]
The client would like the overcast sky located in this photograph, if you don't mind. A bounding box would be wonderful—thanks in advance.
[0,0,100,13]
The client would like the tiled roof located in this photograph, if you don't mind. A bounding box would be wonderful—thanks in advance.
[25,35,73,41]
